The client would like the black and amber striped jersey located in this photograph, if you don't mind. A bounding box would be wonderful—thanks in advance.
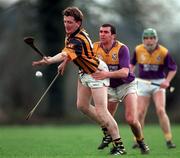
[62,28,99,74]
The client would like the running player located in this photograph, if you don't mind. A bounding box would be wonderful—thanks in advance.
[92,23,150,154]
[32,7,126,155]
[130,28,177,149]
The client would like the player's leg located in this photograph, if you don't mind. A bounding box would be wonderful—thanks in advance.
[91,87,126,155]
[76,79,100,124]
[136,79,151,128]
[98,101,118,150]
[124,93,142,138]
[153,90,176,148]
[137,96,150,129]
[132,95,150,149]
[124,93,150,154]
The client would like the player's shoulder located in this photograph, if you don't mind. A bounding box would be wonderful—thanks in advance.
[134,44,144,52]
[93,41,101,46]
[158,44,168,52]
[135,43,143,49]
[69,37,82,45]
[93,41,101,49]
[115,41,129,51]
[116,40,125,46]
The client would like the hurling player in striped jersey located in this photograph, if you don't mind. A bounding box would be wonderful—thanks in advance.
[32,7,126,155]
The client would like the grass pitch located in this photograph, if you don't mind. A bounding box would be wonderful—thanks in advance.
[0,124,179,158]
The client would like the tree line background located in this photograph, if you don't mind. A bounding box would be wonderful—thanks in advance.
[0,0,180,124]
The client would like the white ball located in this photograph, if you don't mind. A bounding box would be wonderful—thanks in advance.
[35,71,43,77]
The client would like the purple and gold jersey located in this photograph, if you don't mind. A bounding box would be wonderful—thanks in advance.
[131,44,177,79]
[62,28,99,74]
[93,41,135,88]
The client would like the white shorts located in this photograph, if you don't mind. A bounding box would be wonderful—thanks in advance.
[136,78,165,96]
[108,80,137,102]
[79,59,109,88]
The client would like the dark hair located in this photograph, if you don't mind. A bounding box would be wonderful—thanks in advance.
[101,23,116,34]
[63,7,83,22]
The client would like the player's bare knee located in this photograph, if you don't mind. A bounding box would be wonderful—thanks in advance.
[77,103,88,113]
[156,108,166,117]
[138,113,145,121]
[126,115,136,125]
[96,110,105,120]
[96,109,108,125]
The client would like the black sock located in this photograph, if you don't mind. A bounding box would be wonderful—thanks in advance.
[113,138,124,148]
[101,127,109,136]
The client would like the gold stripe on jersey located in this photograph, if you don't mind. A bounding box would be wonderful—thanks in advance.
[74,57,90,73]
[135,44,168,64]
[63,29,99,74]
[80,56,99,73]
[93,41,124,65]
[76,31,94,57]
[63,47,77,60]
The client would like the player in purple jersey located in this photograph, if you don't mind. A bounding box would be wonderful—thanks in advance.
[92,24,149,154]
[130,28,177,149]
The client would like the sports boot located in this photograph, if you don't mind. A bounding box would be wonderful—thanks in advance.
[110,141,127,155]
[137,139,150,154]
[166,140,176,149]
[98,135,112,149]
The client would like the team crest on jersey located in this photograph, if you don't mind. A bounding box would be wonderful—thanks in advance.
[140,53,146,61]
[112,53,117,61]
[156,55,161,61]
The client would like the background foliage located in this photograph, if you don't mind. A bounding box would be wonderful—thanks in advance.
[0,0,179,124]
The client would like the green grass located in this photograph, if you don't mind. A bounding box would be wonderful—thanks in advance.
[0,124,179,158]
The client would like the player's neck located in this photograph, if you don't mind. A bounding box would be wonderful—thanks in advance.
[102,40,114,52]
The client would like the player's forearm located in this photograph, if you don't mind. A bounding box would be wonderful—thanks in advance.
[166,70,177,82]
[107,68,129,78]
[48,52,67,64]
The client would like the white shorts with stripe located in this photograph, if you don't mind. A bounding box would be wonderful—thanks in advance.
[136,78,165,97]
[79,59,109,88]
[108,80,137,102]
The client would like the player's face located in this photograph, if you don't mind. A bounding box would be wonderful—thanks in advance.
[99,27,115,45]
[64,16,81,36]
[143,36,158,52]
